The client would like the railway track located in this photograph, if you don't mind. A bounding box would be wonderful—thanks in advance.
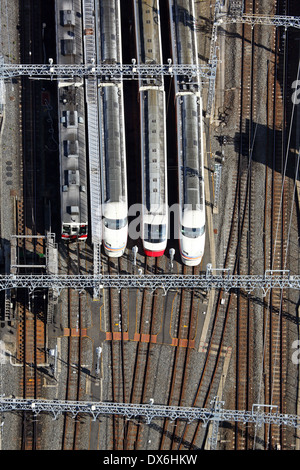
[4,0,298,452]
[196,0,291,450]
[17,0,47,450]
[123,255,166,450]
[218,0,290,450]
[104,254,167,449]
[60,239,92,450]
[61,241,82,450]
[261,0,289,450]
[104,256,207,451]
[106,256,127,449]
[158,264,204,450]
[154,0,292,451]
[233,0,257,449]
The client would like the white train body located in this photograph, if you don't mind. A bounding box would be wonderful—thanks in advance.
[142,205,168,257]
[177,92,205,266]
[169,0,206,266]
[103,201,128,257]
[180,205,206,266]
[98,0,128,257]
[134,0,168,257]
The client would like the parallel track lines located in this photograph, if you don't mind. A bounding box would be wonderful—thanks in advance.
[124,256,164,450]
[18,0,45,451]
[62,240,85,450]
[8,0,295,452]
[107,257,126,450]
[159,265,198,450]
[234,0,255,449]
[262,0,288,447]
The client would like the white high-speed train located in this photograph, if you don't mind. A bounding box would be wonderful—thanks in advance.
[98,0,128,257]
[169,0,206,266]
[133,0,168,257]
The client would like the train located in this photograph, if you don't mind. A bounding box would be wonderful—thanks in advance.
[98,0,128,257]
[133,0,168,257]
[55,0,88,240]
[169,0,206,266]
[54,0,205,264]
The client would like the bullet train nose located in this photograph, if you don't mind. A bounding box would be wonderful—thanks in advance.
[180,251,204,266]
[104,243,126,257]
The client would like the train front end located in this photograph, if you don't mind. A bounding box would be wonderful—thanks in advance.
[103,202,128,257]
[142,212,168,257]
[179,209,205,266]
[62,223,88,241]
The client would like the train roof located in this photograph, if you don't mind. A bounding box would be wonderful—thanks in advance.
[55,0,88,226]
[98,0,122,63]
[97,1,127,209]
[178,93,204,210]
[141,87,167,212]
[134,0,163,65]
[99,84,127,205]
[169,0,198,66]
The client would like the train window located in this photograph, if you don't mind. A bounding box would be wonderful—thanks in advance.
[79,225,87,235]
[104,217,128,230]
[62,225,71,235]
[181,225,205,239]
[144,224,166,243]
[181,226,199,238]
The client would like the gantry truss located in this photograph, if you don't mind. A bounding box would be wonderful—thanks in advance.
[1,268,299,297]
[0,60,214,81]
[217,14,300,29]
[0,397,299,429]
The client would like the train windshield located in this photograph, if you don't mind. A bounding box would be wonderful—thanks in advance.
[63,224,87,235]
[63,224,71,235]
[181,225,205,239]
[104,217,128,230]
[144,224,166,243]
[79,225,87,235]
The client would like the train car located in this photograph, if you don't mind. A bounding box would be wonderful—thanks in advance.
[98,0,128,257]
[55,0,88,240]
[169,0,205,266]
[133,0,168,257]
